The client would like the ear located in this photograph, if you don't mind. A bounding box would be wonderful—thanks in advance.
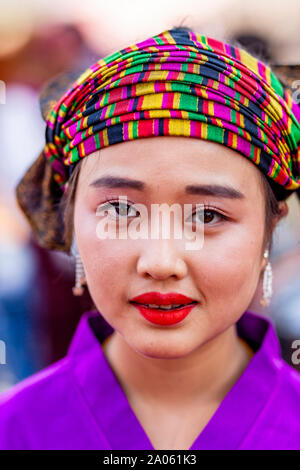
[260,200,289,271]
[267,200,289,240]
[275,200,289,225]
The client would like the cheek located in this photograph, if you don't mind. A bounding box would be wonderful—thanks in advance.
[192,220,264,304]
[84,241,130,284]
[74,201,139,311]
[74,203,119,297]
[81,239,131,297]
[76,211,135,306]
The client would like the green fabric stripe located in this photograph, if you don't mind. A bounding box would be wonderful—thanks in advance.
[179,92,198,112]
[249,145,255,160]
[70,147,79,163]
[108,102,116,118]
[273,162,281,178]
[155,37,165,45]
[270,72,283,97]
[133,120,138,139]
[94,132,100,150]
[207,125,224,142]
[231,109,237,125]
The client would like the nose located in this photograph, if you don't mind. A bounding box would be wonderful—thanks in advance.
[136,237,188,281]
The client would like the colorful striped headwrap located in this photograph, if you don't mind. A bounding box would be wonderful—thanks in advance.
[16,27,300,251]
[45,27,300,194]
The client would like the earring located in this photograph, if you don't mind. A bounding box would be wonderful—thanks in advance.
[72,253,86,296]
[260,248,273,307]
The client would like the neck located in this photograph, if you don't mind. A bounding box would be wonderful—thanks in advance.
[102,326,254,410]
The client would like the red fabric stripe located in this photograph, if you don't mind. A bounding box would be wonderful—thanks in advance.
[139,119,153,137]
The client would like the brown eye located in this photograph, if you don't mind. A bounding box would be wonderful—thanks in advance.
[203,209,217,224]
[188,208,227,225]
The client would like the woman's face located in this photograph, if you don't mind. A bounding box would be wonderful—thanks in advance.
[73,136,269,358]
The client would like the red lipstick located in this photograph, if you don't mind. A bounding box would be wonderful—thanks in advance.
[130,292,198,326]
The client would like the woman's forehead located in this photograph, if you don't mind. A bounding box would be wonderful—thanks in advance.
[79,136,263,195]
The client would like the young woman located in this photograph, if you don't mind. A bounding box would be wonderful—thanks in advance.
[0,26,300,450]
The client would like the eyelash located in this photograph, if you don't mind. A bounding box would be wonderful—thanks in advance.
[98,197,228,225]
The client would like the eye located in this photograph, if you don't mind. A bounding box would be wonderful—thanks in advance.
[187,206,228,225]
[96,199,140,220]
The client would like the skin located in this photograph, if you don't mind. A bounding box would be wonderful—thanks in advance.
[72,136,288,449]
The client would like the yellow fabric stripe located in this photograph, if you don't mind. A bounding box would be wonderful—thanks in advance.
[128,121,134,140]
[173,92,181,109]
[270,161,279,178]
[168,118,191,136]
[142,93,164,109]
[135,82,156,95]
[103,127,109,146]
[239,49,259,75]
[232,133,238,149]
[163,31,177,45]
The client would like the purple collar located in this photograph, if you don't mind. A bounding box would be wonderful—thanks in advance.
[67,309,282,450]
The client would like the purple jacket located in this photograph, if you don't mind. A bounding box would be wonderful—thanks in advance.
[1,309,300,450]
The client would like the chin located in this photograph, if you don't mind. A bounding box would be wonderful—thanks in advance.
[132,337,193,360]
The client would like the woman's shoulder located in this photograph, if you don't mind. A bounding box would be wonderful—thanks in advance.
[258,333,300,416]
[243,358,300,449]
[242,310,300,403]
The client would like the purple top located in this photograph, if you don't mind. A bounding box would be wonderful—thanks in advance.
[1,309,300,450]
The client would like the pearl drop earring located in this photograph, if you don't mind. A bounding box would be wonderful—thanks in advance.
[260,248,273,307]
[72,253,86,296]
[71,236,86,296]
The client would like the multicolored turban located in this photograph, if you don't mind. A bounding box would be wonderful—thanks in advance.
[16,27,300,252]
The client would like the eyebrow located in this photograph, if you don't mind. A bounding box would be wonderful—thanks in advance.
[89,176,245,199]
[90,176,144,191]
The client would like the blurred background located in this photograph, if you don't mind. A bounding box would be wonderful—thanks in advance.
[0,0,299,392]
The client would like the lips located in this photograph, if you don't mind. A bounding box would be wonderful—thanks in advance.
[130,291,197,307]
[129,292,198,326]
